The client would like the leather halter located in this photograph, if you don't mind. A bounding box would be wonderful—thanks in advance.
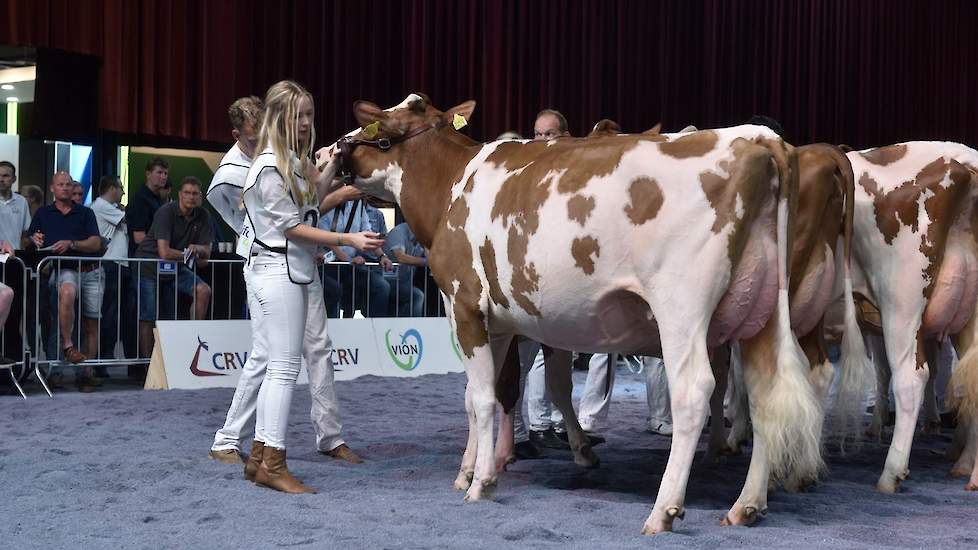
[336,121,446,183]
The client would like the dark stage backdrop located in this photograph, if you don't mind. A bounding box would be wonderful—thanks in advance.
[3,0,977,149]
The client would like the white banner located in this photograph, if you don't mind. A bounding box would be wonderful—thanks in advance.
[156,317,464,390]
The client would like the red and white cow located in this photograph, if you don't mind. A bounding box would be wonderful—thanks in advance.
[340,94,823,533]
[845,141,978,492]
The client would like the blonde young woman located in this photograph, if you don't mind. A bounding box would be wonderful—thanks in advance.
[240,80,383,494]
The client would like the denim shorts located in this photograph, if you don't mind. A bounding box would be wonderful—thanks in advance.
[48,267,104,319]
[137,265,205,321]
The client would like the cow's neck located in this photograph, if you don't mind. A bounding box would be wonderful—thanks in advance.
[397,128,479,248]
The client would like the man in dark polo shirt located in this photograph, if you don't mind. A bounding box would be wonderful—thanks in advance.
[134,176,213,357]
[28,171,103,391]
[127,157,168,256]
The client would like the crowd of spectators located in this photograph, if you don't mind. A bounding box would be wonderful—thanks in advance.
[0,153,434,392]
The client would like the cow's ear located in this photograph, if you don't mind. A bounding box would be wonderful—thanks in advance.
[444,100,476,127]
[354,101,387,128]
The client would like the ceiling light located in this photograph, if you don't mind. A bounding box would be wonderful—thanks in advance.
[5,97,18,102]
[0,84,13,91]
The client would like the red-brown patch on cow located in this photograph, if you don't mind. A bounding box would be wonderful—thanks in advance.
[659,130,719,159]
[567,194,595,226]
[859,157,972,298]
[507,225,541,316]
[624,177,664,225]
[446,195,470,229]
[919,159,972,297]
[860,144,908,166]
[791,145,846,297]
[462,173,476,193]
[479,237,509,309]
[555,141,639,194]
[571,236,601,275]
[697,140,772,260]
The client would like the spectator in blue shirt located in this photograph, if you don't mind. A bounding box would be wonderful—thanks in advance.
[28,171,103,390]
[317,188,391,317]
[383,222,427,317]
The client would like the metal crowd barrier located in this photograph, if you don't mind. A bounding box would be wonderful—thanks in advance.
[19,255,443,396]
[0,255,32,398]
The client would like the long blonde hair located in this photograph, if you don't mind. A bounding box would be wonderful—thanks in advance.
[256,80,315,201]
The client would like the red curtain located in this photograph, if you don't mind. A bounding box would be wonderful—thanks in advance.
[3,0,977,149]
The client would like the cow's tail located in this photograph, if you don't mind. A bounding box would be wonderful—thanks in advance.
[754,138,825,482]
[813,144,874,450]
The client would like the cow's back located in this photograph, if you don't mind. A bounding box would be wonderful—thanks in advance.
[447,128,782,352]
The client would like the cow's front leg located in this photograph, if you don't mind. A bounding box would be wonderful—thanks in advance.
[543,347,599,469]
[462,333,512,501]
[641,330,714,535]
[453,380,478,491]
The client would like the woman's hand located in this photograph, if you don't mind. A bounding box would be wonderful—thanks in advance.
[347,231,385,252]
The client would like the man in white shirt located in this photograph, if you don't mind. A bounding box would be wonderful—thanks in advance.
[206,96,261,235]
[0,161,31,250]
[90,175,129,364]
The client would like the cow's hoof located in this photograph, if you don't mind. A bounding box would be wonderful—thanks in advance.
[949,467,970,478]
[966,482,978,491]
[463,477,496,502]
[640,507,683,535]
[574,445,600,469]
[783,475,817,493]
[453,470,474,492]
[876,470,907,494]
[721,504,762,526]
[494,453,515,473]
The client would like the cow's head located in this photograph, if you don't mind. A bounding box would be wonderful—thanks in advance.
[344,94,476,203]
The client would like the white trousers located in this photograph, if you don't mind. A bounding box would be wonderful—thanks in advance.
[522,343,616,433]
[212,257,344,452]
[644,356,672,427]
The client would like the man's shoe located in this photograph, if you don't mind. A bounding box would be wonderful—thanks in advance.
[529,429,570,449]
[209,448,244,465]
[647,422,673,436]
[47,373,65,389]
[555,430,606,447]
[513,440,542,460]
[321,444,363,464]
[75,376,98,393]
[244,441,265,481]
[64,347,87,364]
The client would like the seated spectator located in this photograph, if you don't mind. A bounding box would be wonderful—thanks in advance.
[28,171,103,391]
[134,177,212,357]
[383,222,427,317]
[19,184,44,219]
[0,239,15,364]
[70,181,84,205]
[91,176,129,363]
[318,186,391,317]
[0,161,31,250]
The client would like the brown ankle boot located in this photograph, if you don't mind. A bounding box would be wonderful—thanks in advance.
[254,447,316,494]
[244,440,265,482]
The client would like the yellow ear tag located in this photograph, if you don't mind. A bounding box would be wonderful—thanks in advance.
[452,113,468,130]
[362,121,380,138]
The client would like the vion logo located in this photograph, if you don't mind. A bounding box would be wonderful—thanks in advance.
[385,328,423,371]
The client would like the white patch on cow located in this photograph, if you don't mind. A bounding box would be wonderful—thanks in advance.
[356,162,402,203]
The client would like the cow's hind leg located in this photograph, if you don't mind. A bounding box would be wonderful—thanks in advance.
[725,345,751,454]
[877,327,928,494]
[641,325,714,535]
[724,307,823,525]
[704,344,731,462]
[543,347,599,468]
[866,333,891,441]
[922,339,943,434]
